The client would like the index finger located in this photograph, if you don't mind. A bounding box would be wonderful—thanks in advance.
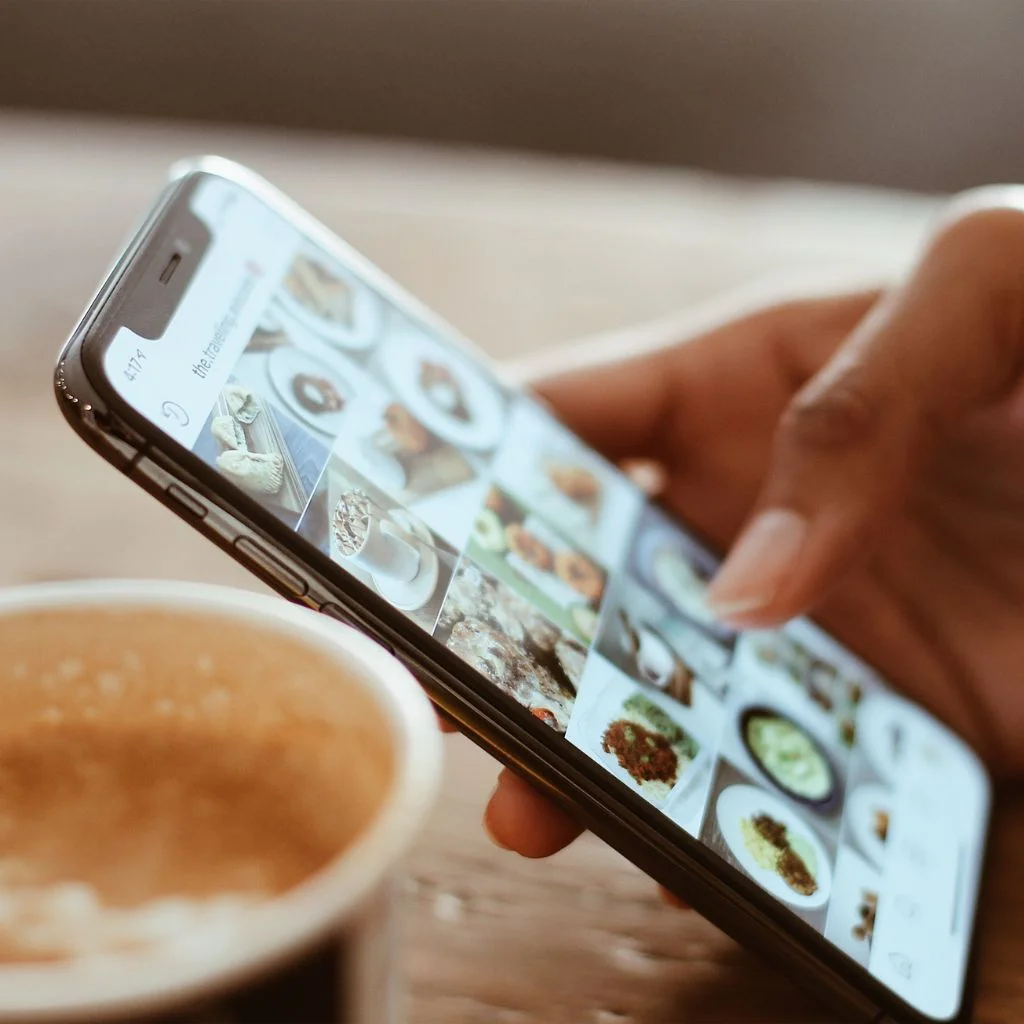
[526,292,879,464]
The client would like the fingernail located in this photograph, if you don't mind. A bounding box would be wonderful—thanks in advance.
[707,508,808,622]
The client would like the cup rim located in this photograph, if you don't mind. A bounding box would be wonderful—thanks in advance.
[0,579,443,1021]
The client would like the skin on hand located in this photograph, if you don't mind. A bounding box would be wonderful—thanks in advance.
[451,188,1024,874]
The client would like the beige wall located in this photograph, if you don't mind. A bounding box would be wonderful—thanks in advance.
[1,0,1022,191]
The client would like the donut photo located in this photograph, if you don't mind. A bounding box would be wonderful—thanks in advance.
[467,485,608,645]
[225,309,365,445]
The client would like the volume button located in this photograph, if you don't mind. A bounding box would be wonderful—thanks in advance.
[232,537,308,599]
[165,483,208,520]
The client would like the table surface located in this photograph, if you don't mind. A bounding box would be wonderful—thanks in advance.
[1,112,1021,1023]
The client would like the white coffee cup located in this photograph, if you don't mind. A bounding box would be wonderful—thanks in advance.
[0,579,442,1024]
[345,515,422,584]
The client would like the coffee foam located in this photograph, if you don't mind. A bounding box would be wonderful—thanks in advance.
[0,880,263,964]
[0,606,395,963]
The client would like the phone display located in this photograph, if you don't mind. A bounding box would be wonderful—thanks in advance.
[96,173,988,1021]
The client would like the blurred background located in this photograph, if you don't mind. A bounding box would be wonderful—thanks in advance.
[3,0,1024,191]
[3,3,1024,1022]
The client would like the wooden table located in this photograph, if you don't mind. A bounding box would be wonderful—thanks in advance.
[1,112,1020,1022]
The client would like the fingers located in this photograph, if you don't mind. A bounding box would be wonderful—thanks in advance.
[530,342,678,462]
[437,715,581,855]
[484,768,584,858]
[483,769,693,906]
[529,291,879,464]
[708,196,1024,626]
[437,715,580,855]
[485,771,693,909]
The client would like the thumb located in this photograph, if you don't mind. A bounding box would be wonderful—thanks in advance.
[706,195,1024,627]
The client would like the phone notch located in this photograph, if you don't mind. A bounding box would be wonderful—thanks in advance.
[122,204,210,342]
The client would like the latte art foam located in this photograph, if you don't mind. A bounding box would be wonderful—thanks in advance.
[0,606,395,964]
[0,877,263,963]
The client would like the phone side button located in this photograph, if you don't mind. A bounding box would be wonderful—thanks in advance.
[232,537,308,599]
[165,484,208,520]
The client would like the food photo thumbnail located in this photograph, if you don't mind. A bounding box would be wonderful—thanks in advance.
[298,455,458,632]
[596,574,733,705]
[373,319,509,456]
[490,400,643,566]
[193,379,331,528]
[469,486,607,645]
[277,246,384,352]
[566,657,723,824]
[700,760,837,928]
[736,624,872,752]
[824,845,884,968]
[627,505,735,646]
[434,559,584,733]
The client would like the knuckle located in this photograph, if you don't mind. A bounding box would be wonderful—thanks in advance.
[779,377,881,457]
[930,195,1024,385]
[933,194,1024,265]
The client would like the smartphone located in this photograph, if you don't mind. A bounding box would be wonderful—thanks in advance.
[55,158,991,1024]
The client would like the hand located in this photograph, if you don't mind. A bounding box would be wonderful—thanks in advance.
[478,188,1024,861]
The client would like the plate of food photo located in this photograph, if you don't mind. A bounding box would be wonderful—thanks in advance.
[632,520,733,642]
[613,607,696,705]
[583,689,702,806]
[380,329,506,452]
[537,456,604,524]
[846,783,892,870]
[738,704,841,813]
[717,784,833,909]
[746,629,865,750]
[823,846,882,966]
[436,561,583,733]
[469,487,608,644]
[245,305,292,353]
[267,346,354,437]
[276,248,383,350]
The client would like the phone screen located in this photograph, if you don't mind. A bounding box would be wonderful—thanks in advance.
[102,174,989,1020]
